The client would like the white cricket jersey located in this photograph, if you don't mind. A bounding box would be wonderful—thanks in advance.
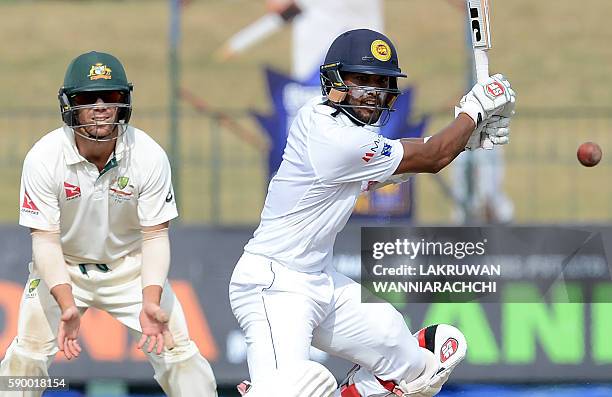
[19,125,178,265]
[244,96,404,272]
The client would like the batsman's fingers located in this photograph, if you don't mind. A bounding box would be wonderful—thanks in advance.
[490,136,509,145]
[163,329,175,350]
[493,127,510,137]
[486,117,510,131]
[481,137,494,150]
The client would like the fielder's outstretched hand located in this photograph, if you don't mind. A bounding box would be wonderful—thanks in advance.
[138,302,176,354]
[57,306,82,360]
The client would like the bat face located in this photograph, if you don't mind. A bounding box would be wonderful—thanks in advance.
[466,0,491,50]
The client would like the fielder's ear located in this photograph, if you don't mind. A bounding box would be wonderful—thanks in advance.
[328,88,347,103]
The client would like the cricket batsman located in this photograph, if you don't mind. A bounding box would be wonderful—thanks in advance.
[0,51,217,396]
[229,29,514,396]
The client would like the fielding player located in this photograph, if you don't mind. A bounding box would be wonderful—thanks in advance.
[229,29,514,396]
[0,51,217,396]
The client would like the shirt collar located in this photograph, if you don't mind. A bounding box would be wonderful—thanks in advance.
[61,125,85,165]
[61,125,128,165]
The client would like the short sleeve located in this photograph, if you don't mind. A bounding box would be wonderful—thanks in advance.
[19,153,61,231]
[137,151,178,227]
[309,122,404,184]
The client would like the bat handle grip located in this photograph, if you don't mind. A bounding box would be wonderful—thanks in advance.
[474,48,490,84]
[473,48,494,150]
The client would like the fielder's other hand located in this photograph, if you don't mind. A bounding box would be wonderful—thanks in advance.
[138,302,176,354]
[57,305,82,360]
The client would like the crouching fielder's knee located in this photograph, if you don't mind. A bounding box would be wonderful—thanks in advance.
[0,338,57,377]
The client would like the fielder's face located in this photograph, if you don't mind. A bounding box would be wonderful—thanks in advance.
[342,72,390,124]
[74,91,123,140]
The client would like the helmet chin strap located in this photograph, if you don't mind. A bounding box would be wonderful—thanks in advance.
[337,103,384,127]
[72,122,125,142]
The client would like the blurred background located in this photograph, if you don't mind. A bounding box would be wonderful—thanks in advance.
[0,0,611,396]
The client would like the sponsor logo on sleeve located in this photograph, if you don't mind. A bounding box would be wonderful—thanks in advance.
[362,136,383,163]
[166,188,174,203]
[64,181,82,200]
[21,190,39,214]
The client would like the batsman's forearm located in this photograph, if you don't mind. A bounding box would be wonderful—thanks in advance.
[427,113,475,169]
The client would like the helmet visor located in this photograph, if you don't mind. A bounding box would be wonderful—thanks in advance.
[71,90,126,106]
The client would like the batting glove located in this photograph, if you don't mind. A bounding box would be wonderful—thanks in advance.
[485,115,511,145]
[465,115,511,150]
[456,74,515,124]
[459,74,515,150]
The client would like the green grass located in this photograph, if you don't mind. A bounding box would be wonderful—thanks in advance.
[1,0,612,224]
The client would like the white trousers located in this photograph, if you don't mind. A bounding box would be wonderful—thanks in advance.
[229,252,426,396]
[0,252,217,397]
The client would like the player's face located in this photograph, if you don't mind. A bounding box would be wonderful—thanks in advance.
[74,91,124,139]
[343,72,390,124]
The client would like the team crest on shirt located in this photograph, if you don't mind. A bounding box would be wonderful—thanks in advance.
[109,176,134,203]
[64,181,81,200]
[117,176,129,189]
[21,190,39,215]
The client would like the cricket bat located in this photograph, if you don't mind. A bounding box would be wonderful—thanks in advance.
[215,2,302,61]
[466,0,494,149]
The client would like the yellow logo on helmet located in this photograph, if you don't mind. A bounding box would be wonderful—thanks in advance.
[88,63,112,80]
[370,40,392,62]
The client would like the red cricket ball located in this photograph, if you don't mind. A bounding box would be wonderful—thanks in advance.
[577,142,602,167]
